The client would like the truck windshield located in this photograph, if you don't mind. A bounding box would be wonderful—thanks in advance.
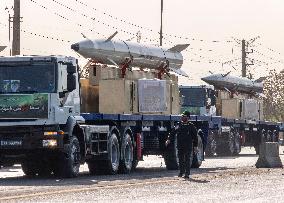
[180,88,206,107]
[0,63,56,94]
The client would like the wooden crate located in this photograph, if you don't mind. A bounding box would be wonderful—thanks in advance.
[221,99,242,119]
[89,65,121,86]
[170,82,180,115]
[80,79,99,113]
[99,79,138,114]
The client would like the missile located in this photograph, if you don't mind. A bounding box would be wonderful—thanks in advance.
[71,32,189,77]
[201,73,263,94]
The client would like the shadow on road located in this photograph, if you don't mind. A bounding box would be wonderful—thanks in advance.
[205,153,258,159]
[0,165,232,187]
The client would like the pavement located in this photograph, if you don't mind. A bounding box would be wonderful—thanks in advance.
[0,146,283,202]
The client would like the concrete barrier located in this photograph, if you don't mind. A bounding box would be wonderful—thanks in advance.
[255,142,283,168]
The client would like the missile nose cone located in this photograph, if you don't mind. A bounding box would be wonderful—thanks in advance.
[71,43,79,51]
[201,76,209,83]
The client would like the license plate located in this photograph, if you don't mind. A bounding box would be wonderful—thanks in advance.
[0,140,22,147]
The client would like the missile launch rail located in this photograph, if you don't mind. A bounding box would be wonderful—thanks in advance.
[0,55,207,178]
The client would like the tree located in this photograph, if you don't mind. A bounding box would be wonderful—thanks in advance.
[263,69,284,122]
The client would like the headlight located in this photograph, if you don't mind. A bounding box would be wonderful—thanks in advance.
[42,139,57,147]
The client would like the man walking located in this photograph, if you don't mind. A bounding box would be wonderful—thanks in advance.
[166,110,198,179]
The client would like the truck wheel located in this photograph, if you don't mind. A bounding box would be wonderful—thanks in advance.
[21,160,39,177]
[55,136,81,178]
[266,130,273,142]
[191,134,204,168]
[132,159,139,171]
[38,162,53,177]
[255,130,266,154]
[88,132,120,175]
[205,131,216,157]
[164,136,179,170]
[233,131,241,155]
[105,132,120,174]
[119,133,133,174]
[216,131,234,156]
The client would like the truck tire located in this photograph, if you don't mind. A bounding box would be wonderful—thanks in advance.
[164,136,179,170]
[106,132,120,174]
[216,131,234,156]
[55,136,81,178]
[205,131,216,157]
[191,134,203,168]
[132,159,139,171]
[255,129,266,154]
[88,131,120,175]
[233,131,241,155]
[119,133,134,174]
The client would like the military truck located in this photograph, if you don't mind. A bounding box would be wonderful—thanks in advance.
[179,85,283,156]
[0,56,207,177]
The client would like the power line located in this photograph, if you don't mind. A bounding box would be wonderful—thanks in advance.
[254,50,284,64]
[71,0,234,44]
[0,22,71,43]
[30,0,159,44]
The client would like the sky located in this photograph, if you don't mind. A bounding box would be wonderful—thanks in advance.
[0,0,284,84]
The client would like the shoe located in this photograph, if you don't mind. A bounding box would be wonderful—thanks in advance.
[178,173,183,177]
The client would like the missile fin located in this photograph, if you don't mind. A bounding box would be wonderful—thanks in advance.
[105,31,118,42]
[221,71,231,77]
[170,68,189,77]
[168,44,190,52]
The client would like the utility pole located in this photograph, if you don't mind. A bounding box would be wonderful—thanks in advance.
[12,0,21,55]
[8,13,11,56]
[159,0,163,46]
[241,40,247,77]
[240,39,255,77]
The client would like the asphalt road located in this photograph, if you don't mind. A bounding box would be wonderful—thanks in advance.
[0,147,284,202]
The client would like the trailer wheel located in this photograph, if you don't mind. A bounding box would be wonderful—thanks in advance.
[191,134,204,168]
[272,130,278,142]
[233,131,241,155]
[205,131,216,157]
[55,136,81,178]
[216,130,234,156]
[164,136,179,170]
[119,133,134,174]
[255,129,266,154]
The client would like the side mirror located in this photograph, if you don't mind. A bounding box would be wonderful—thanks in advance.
[67,74,76,92]
[67,64,77,74]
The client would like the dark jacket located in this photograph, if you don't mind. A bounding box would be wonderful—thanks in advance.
[169,121,198,150]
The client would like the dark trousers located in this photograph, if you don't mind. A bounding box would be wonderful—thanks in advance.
[178,147,192,176]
